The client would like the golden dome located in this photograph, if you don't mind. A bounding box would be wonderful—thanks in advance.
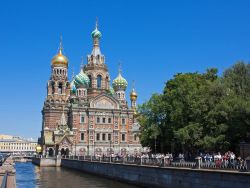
[51,49,68,67]
[130,88,138,100]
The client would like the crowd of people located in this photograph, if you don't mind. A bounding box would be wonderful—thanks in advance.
[94,151,247,169]
[201,151,246,168]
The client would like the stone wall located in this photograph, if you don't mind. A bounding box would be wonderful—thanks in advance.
[61,159,250,188]
[32,157,61,167]
[0,157,16,188]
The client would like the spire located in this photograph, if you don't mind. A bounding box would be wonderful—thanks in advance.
[130,80,137,111]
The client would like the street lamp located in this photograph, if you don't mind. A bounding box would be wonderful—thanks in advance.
[154,135,157,154]
[109,140,112,162]
[74,140,76,157]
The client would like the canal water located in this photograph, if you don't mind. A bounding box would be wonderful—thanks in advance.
[15,162,140,188]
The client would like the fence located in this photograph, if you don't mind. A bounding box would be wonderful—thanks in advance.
[61,155,248,171]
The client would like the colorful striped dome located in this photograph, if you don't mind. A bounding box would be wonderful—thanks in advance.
[112,72,128,91]
[91,28,102,39]
[74,69,90,88]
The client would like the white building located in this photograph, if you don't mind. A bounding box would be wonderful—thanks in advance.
[0,134,37,155]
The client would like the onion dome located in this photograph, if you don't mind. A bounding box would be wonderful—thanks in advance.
[112,71,128,91]
[91,20,102,39]
[91,28,102,39]
[130,88,138,101]
[51,37,68,67]
[70,79,76,94]
[74,69,90,88]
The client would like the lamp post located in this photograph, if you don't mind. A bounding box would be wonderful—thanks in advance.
[109,140,112,162]
[74,140,76,157]
[154,135,157,154]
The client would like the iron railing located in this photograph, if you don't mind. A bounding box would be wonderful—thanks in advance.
[61,155,248,171]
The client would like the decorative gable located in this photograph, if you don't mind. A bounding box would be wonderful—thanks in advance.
[90,94,120,109]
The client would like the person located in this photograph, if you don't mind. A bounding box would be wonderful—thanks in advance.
[179,153,184,163]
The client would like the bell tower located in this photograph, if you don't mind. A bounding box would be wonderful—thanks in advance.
[47,37,71,102]
[42,37,71,130]
[84,20,110,98]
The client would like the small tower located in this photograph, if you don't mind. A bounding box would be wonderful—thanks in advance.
[84,19,110,97]
[130,81,138,112]
[47,36,71,101]
[112,65,128,107]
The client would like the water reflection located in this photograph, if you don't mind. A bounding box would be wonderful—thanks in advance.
[16,162,139,188]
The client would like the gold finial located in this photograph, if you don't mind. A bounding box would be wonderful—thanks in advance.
[59,34,63,54]
[130,80,137,101]
[96,17,98,29]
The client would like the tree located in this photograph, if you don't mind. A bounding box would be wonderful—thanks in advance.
[138,62,250,155]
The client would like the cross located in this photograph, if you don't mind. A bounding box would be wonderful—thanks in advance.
[118,61,122,74]
[96,17,98,29]
[80,56,84,69]
[59,34,63,53]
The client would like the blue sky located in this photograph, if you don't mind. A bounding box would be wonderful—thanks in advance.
[0,0,250,139]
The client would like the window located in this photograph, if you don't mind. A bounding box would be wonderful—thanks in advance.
[122,118,126,125]
[122,134,125,141]
[88,75,92,88]
[108,134,111,141]
[96,133,100,141]
[97,117,100,123]
[80,116,85,123]
[108,118,111,124]
[52,83,55,94]
[58,83,63,94]
[81,133,84,141]
[102,117,106,123]
[97,75,102,88]
[102,133,106,141]
[134,134,137,141]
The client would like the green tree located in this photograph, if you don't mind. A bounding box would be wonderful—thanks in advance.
[138,62,250,155]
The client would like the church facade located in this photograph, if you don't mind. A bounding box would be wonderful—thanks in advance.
[38,22,144,157]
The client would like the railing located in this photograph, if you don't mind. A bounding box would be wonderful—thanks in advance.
[61,155,248,171]
[0,173,7,188]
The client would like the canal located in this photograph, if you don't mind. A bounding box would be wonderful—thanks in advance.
[15,162,140,188]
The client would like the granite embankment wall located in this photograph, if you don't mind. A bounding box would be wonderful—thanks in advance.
[0,157,16,188]
[61,159,250,188]
[32,157,61,167]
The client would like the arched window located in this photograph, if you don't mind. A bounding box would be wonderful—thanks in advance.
[58,83,63,94]
[88,75,92,88]
[52,83,55,94]
[97,75,102,88]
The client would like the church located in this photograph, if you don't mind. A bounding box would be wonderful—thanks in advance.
[38,21,144,157]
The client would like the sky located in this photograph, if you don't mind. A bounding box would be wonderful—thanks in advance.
[0,0,250,139]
